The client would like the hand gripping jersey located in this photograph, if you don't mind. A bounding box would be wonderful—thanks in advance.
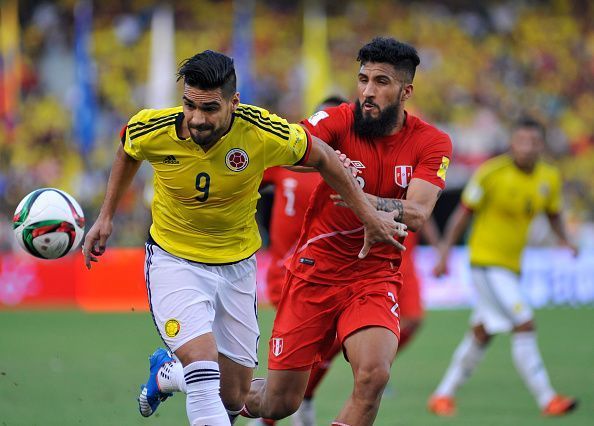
[291,103,452,284]
[122,104,311,264]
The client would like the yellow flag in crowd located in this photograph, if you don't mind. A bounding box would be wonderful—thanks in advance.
[0,0,21,140]
[302,0,330,116]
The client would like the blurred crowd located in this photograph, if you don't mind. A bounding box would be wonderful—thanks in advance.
[1,0,593,249]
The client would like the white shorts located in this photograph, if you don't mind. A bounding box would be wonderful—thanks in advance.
[469,266,533,334]
[145,243,259,368]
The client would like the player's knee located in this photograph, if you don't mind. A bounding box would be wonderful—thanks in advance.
[472,324,492,345]
[175,336,218,366]
[353,364,391,398]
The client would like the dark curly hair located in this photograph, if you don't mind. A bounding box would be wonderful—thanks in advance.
[357,37,420,83]
[177,50,237,99]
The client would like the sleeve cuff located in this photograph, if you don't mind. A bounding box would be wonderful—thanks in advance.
[294,127,313,166]
[120,124,127,146]
[460,201,474,212]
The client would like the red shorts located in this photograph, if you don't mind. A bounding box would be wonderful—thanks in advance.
[398,253,424,320]
[268,272,402,370]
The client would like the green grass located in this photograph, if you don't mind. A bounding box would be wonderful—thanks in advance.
[0,308,591,425]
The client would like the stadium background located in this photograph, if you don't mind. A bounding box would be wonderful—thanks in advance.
[0,0,592,424]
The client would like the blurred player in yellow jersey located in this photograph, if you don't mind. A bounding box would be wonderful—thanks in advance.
[81,50,406,426]
[428,117,578,417]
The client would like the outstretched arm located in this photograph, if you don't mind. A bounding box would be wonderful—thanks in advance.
[303,136,407,258]
[432,204,473,276]
[419,216,441,248]
[546,213,578,256]
[82,145,142,268]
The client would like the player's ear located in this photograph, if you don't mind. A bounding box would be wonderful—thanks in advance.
[402,84,413,101]
[230,92,240,112]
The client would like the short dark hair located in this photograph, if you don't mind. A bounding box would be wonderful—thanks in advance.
[316,95,348,110]
[177,50,237,99]
[514,116,546,140]
[357,37,420,83]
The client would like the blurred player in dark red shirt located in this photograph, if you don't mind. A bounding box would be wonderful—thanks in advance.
[261,166,321,305]
[243,37,452,426]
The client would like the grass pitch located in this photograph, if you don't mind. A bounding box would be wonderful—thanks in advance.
[0,307,591,425]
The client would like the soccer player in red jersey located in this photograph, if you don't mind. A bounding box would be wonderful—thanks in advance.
[261,166,321,306]
[241,37,453,426]
[259,174,440,426]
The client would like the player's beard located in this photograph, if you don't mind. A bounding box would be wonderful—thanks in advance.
[354,98,400,138]
[188,123,226,148]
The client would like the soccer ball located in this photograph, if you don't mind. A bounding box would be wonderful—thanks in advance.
[12,188,85,259]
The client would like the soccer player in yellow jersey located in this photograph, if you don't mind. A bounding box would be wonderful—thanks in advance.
[428,117,578,417]
[81,50,406,426]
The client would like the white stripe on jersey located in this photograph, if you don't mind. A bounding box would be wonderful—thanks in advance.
[295,226,364,254]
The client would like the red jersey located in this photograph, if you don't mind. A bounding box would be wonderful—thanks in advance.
[262,167,322,264]
[289,103,452,285]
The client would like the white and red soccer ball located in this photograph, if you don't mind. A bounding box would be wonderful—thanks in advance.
[12,188,85,259]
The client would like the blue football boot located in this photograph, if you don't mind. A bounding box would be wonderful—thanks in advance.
[137,348,174,417]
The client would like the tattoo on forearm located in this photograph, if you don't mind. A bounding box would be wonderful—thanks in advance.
[377,197,404,221]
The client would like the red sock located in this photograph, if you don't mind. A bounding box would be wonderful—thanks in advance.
[304,337,342,399]
[240,405,258,419]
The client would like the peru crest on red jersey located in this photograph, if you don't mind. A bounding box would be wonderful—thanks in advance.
[395,165,413,188]
[272,338,283,356]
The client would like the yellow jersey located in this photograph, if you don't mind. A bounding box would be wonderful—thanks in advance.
[123,104,310,263]
[461,155,562,272]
